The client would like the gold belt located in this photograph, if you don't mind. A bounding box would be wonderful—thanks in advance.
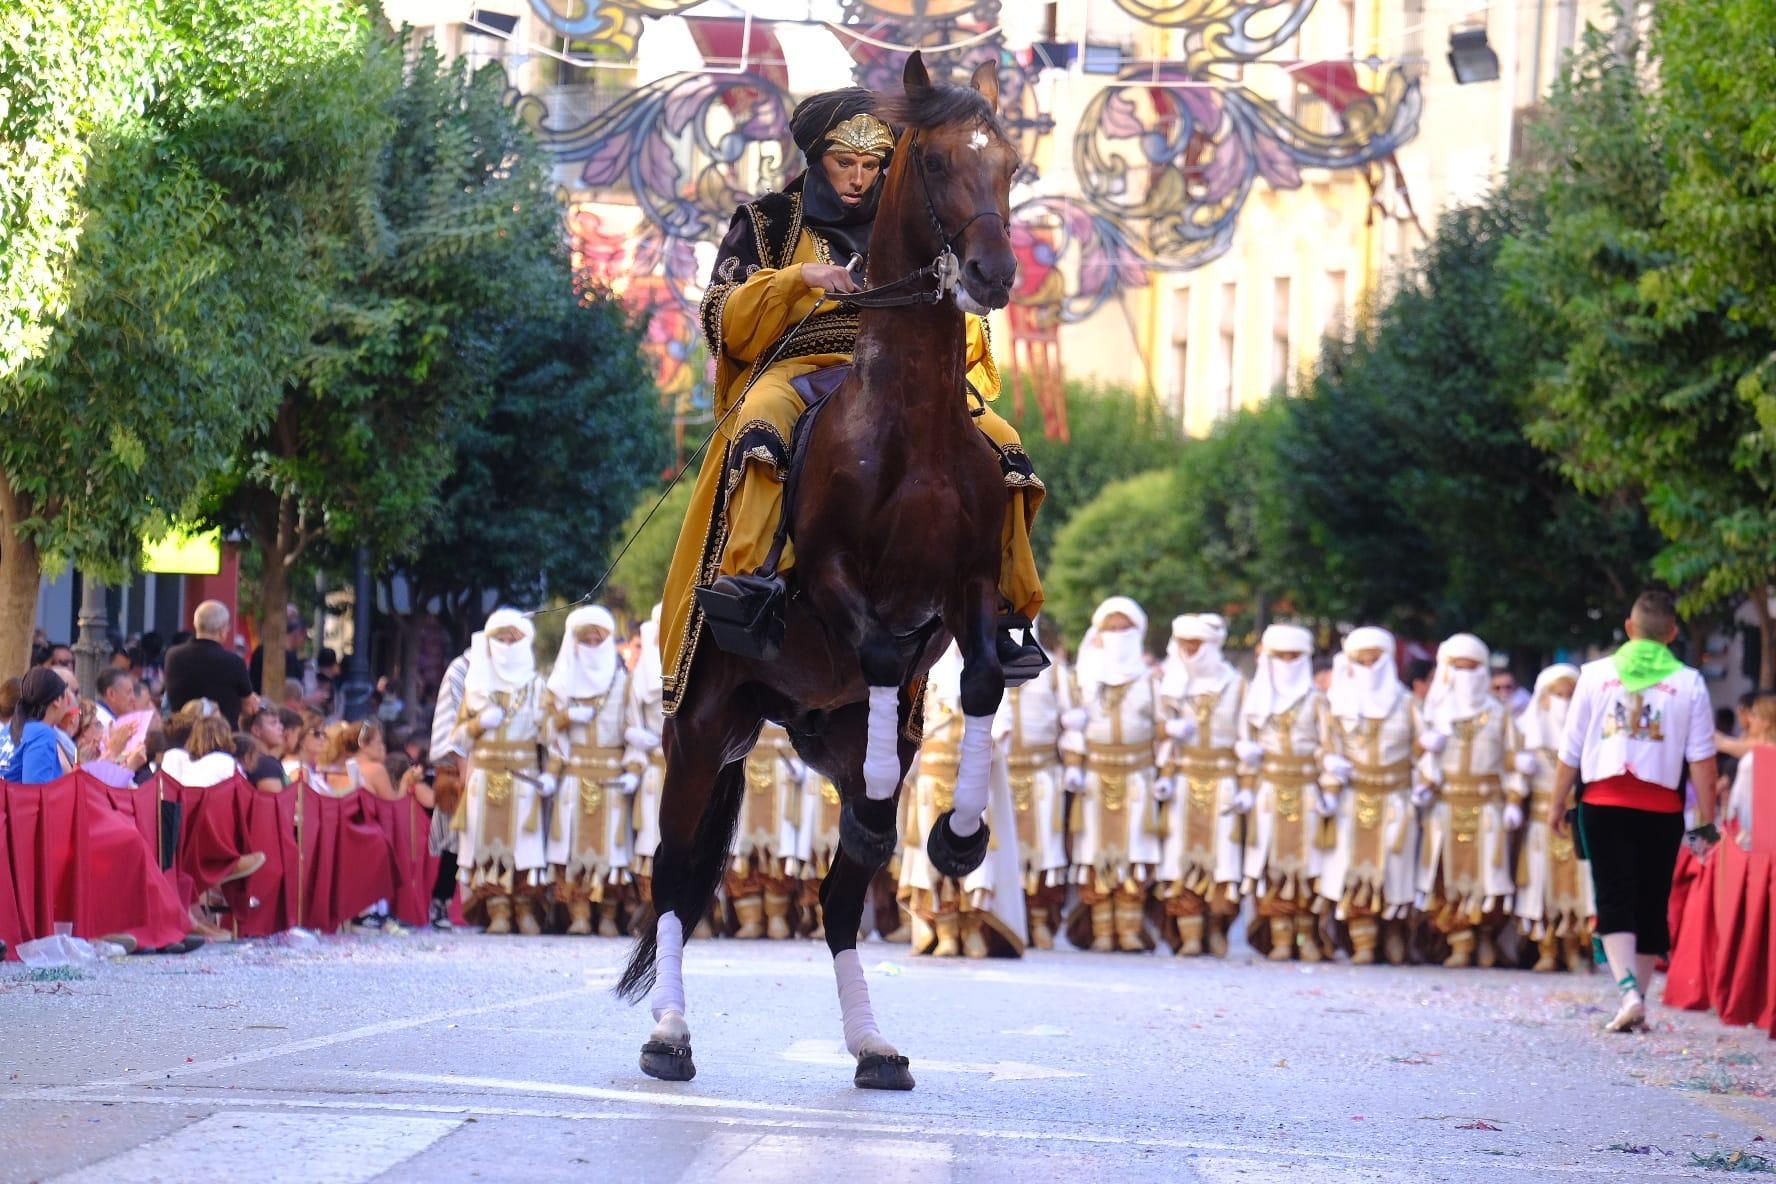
[1351,759,1411,789]
[1178,753,1237,779]
[475,741,536,767]
[566,749,625,778]
[1007,748,1053,773]
[1088,741,1152,769]
[1442,774,1502,801]
[1259,757,1319,785]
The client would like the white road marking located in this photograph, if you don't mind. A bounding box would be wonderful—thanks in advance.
[685,1133,951,1184]
[74,985,597,1090]
[51,1111,459,1184]
[343,1070,872,1118]
[5,1089,1708,1178]
[783,1038,1083,1081]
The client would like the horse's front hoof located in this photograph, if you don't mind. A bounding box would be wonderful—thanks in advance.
[854,1053,915,1091]
[926,810,989,877]
[640,1040,696,1082]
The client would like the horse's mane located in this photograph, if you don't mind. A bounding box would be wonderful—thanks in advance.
[875,82,1004,139]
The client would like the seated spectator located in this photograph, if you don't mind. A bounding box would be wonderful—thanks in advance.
[161,700,243,788]
[315,720,368,797]
[285,719,328,783]
[96,667,134,728]
[131,677,158,715]
[350,719,404,802]
[164,600,256,728]
[1725,695,1776,845]
[4,667,79,782]
[243,708,290,794]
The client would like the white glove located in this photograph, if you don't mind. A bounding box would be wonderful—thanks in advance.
[1322,753,1354,783]
[1231,787,1256,814]
[1502,801,1524,831]
[1411,783,1435,809]
[1164,717,1196,742]
[624,726,662,751]
[477,705,505,732]
[537,771,559,799]
[1234,740,1263,766]
[612,771,640,795]
[1420,730,1449,755]
[1151,777,1176,802]
[1060,708,1089,732]
[566,705,598,725]
[1513,751,1538,777]
[1063,766,1086,792]
[1316,791,1340,818]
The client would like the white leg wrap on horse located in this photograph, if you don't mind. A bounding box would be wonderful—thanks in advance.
[649,912,687,1024]
[948,713,994,838]
[834,948,892,1057]
[863,686,901,801]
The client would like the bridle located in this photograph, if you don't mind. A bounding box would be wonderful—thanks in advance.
[833,131,1008,310]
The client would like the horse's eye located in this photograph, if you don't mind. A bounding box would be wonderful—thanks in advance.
[925,153,946,174]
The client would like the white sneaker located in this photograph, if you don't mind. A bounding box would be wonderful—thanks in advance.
[1603,992,1647,1033]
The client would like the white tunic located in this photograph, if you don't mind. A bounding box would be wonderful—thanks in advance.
[629,671,666,873]
[1418,705,1525,918]
[457,676,548,879]
[731,723,801,875]
[1240,688,1332,900]
[543,665,640,883]
[1065,672,1163,884]
[995,661,1071,886]
[1157,667,1246,897]
[1317,696,1419,919]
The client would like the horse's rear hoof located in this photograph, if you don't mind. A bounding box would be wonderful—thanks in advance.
[854,1053,915,1091]
[926,810,989,877]
[640,1040,696,1082]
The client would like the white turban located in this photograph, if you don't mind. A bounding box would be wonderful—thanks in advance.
[1079,596,1149,695]
[1426,633,1492,727]
[1246,623,1316,722]
[465,607,536,697]
[1163,613,1232,698]
[1330,626,1402,720]
[1519,662,1580,751]
[547,605,618,702]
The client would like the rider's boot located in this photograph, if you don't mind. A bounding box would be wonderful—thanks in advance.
[698,572,787,662]
[995,612,1050,688]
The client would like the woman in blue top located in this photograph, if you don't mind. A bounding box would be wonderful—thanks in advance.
[6,667,79,783]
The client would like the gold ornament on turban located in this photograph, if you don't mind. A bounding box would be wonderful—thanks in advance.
[824,113,895,158]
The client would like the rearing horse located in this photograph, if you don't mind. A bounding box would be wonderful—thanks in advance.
[615,55,1023,1091]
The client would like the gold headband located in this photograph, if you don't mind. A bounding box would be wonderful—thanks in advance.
[824,113,894,158]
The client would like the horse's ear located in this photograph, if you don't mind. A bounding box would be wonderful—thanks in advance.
[903,50,931,92]
[969,60,1000,113]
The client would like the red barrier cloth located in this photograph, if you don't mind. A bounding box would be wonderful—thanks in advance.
[1664,844,1719,1012]
[296,781,396,932]
[362,794,439,928]
[227,784,300,937]
[0,772,189,952]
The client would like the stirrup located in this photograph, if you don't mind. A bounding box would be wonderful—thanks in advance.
[696,573,786,661]
[996,613,1050,688]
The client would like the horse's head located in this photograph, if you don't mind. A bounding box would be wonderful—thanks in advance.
[883,52,1020,313]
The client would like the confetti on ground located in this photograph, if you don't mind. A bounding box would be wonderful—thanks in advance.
[1457,1120,1503,1131]
[1688,1150,1776,1173]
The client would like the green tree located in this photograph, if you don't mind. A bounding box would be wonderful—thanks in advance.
[1003,380,1183,571]
[396,288,665,647]
[605,481,695,624]
[1501,21,1774,679]
[213,46,569,695]
[0,0,383,671]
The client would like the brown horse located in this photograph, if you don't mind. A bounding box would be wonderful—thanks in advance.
[615,54,1023,1091]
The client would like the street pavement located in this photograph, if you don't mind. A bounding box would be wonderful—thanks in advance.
[1,930,1772,1183]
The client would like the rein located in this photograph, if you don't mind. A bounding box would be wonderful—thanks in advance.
[831,132,1003,310]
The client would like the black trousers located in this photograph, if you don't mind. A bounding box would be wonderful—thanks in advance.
[1580,803,1684,955]
[432,849,459,902]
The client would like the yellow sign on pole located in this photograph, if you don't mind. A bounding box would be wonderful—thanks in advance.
[142,525,222,575]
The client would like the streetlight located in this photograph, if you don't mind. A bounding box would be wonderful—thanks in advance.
[1448,27,1501,84]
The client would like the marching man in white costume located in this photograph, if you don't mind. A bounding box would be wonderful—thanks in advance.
[901,642,1026,957]
[543,606,644,937]
[1240,623,1336,962]
[1514,663,1593,971]
[629,606,667,922]
[1156,614,1247,957]
[729,723,805,939]
[454,608,552,935]
[993,618,1072,949]
[1317,627,1419,965]
[1417,633,1531,968]
[1062,597,1164,953]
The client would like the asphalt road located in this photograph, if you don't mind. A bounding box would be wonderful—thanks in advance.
[1,931,1772,1182]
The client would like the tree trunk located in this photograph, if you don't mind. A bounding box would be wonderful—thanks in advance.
[1752,585,1776,691]
[0,472,42,677]
[258,528,290,705]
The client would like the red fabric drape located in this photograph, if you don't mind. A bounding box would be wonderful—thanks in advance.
[361,793,439,928]
[295,781,397,933]
[0,772,189,952]
[1665,828,1776,1034]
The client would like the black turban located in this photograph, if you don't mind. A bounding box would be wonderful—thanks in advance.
[787,88,889,268]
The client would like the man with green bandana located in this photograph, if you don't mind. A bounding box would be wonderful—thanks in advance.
[1550,589,1719,1033]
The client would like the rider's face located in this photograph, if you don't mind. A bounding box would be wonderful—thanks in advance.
[821,150,882,207]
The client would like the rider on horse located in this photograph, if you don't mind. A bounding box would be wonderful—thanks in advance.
[657,87,1046,716]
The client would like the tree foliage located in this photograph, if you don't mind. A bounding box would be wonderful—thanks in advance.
[606,481,695,625]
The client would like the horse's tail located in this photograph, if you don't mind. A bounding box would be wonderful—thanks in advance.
[615,758,747,1004]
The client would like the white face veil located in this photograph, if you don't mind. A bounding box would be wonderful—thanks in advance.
[1329,626,1402,720]
[1078,596,1149,696]
[1425,633,1493,729]
[1245,623,1315,723]
[1161,613,1230,698]
[548,605,618,702]
[1520,663,1580,751]
[465,608,537,698]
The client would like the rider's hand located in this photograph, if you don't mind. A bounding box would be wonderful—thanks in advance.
[801,263,861,294]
